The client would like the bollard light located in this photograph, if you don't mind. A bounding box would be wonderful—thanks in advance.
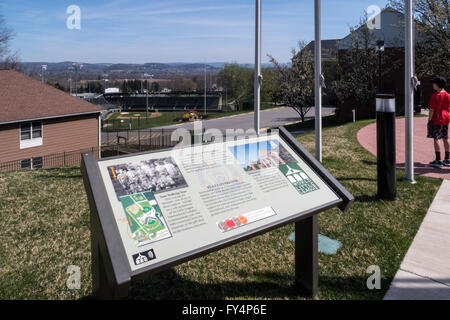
[376,94,396,201]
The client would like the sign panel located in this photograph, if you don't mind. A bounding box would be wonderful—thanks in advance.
[96,133,341,272]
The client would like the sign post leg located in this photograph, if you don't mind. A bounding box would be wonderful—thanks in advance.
[295,215,319,298]
[90,218,130,300]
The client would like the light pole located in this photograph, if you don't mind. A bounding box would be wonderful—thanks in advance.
[254,0,262,135]
[376,40,385,94]
[146,80,149,121]
[103,79,109,94]
[204,62,207,116]
[69,78,72,95]
[41,65,47,83]
[71,63,83,97]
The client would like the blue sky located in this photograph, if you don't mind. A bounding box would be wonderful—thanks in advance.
[1,0,389,63]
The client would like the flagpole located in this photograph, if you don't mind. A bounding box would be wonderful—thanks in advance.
[405,0,415,183]
[254,0,262,135]
[315,0,323,162]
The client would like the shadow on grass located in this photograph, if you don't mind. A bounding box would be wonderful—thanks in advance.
[354,195,380,203]
[362,160,377,166]
[34,167,83,180]
[78,269,390,300]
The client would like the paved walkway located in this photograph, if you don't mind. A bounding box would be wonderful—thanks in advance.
[384,180,450,300]
[357,117,450,180]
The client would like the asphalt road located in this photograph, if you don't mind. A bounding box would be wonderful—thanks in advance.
[160,106,335,132]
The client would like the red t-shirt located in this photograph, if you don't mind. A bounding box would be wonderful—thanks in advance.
[429,91,450,126]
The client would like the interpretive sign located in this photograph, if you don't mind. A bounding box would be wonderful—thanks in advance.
[81,127,353,299]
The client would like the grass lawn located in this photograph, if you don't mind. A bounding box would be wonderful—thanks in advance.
[0,119,442,300]
[104,105,282,131]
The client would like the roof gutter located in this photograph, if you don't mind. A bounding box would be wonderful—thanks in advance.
[0,110,103,126]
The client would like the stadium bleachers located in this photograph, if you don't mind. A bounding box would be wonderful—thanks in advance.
[104,95,221,112]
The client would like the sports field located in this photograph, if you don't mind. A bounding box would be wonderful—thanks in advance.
[120,192,172,246]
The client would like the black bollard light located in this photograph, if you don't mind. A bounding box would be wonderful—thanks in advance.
[376,94,396,201]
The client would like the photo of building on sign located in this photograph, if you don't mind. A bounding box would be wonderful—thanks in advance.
[229,140,297,172]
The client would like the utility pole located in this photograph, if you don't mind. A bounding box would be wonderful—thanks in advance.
[314,0,323,162]
[146,80,149,121]
[41,65,47,83]
[204,62,207,115]
[254,0,262,135]
[405,0,416,183]
[103,79,108,94]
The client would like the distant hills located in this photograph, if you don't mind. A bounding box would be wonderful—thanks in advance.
[20,61,277,78]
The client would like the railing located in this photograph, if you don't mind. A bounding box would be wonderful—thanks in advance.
[0,131,179,172]
[102,127,179,152]
[0,147,101,172]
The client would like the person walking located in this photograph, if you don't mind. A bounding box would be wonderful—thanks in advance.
[427,77,450,168]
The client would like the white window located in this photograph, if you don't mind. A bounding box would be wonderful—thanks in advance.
[20,121,43,149]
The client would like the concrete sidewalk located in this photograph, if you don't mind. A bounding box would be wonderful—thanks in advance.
[384,180,450,300]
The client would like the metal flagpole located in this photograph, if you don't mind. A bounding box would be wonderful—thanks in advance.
[254,0,262,135]
[315,0,322,162]
[405,0,415,183]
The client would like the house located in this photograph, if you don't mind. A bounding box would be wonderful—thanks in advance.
[0,70,103,170]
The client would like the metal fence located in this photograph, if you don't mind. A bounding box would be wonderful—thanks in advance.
[102,127,178,154]
[0,131,179,172]
[0,123,185,173]
[0,147,101,172]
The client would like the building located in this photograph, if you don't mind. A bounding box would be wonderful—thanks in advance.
[0,70,103,170]
[305,7,445,122]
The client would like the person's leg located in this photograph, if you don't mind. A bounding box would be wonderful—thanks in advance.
[442,139,450,166]
[434,139,441,161]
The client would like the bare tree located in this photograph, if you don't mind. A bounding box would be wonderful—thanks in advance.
[389,0,449,78]
[269,41,314,122]
[0,12,19,70]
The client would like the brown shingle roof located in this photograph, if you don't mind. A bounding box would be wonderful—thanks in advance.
[0,70,102,124]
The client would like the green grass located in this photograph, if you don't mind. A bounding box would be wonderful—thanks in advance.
[0,119,442,300]
[104,105,282,131]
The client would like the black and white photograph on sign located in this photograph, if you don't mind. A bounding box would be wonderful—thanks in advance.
[108,157,188,199]
[229,140,297,172]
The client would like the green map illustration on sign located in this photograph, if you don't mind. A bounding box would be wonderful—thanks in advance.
[279,163,320,195]
[120,192,172,247]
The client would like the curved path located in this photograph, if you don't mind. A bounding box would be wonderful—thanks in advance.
[357,117,450,180]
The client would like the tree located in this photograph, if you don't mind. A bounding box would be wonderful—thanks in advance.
[150,81,160,92]
[217,63,253,110]
[0,12,19,69]
[331,16,379,119]
[389,0,449,78]
[261,67,281,104]
[269,41,314,122]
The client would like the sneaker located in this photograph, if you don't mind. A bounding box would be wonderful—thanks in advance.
[443,159,450,167]
[430,160,444,168]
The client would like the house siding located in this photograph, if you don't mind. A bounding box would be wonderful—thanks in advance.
[0,113,100,165]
